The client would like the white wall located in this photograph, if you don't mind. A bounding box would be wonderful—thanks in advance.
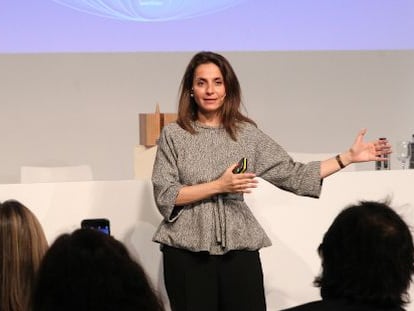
[1,51,414,183]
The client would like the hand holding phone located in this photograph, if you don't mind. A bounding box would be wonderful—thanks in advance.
[232,158,247,174]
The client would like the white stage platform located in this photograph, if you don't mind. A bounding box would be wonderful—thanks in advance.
[1,170,413,310]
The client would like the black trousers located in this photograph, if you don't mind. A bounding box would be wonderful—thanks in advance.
[162,245,266,311]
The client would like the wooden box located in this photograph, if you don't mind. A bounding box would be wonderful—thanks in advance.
[139,105,177,146]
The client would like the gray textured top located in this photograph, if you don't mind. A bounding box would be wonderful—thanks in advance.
[152,121,322,254]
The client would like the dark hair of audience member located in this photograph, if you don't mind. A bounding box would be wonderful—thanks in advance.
[314,200,414,308]
[0,199,48,311]
[32,228,165,311]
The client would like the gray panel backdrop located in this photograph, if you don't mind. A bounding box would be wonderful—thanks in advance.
[1,51,414,183]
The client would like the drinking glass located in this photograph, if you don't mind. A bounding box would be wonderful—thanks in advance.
[396,141,411,169]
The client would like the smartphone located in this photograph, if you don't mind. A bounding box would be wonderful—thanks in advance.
[81,218,111,235]
[232,157,247,174]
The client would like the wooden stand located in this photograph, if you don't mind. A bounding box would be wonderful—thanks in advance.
[136,104,177,178]
[139,104,177,146]
[134,145,158,179]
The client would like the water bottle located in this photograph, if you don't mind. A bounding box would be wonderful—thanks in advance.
[375,137,390,170]
[409,134,414,169]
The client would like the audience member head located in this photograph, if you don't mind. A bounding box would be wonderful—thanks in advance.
[314,200,414,308]
[32,228,165,311]
[0,199,48,311]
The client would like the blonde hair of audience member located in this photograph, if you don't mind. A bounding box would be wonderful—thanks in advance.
[0,199,48,311]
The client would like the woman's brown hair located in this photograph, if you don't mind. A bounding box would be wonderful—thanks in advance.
[0,200,48,311]
[176,51,256,140]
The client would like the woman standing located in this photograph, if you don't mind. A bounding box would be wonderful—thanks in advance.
[151,51,390,311]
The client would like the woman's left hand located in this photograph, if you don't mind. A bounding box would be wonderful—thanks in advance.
[347,129,392,163]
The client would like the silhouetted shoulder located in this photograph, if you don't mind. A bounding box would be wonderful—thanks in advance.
[281,299,405,311]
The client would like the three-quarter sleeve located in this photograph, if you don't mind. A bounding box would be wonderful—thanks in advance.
[252,129,322,198]
[151,127,184,222]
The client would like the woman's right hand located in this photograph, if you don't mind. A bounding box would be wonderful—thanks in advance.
[217,163,258,193]
[175,162,258,206]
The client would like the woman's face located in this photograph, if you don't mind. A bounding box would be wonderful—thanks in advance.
[192,62,226,119]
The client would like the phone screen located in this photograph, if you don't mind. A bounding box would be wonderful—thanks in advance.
[81,218,110,235]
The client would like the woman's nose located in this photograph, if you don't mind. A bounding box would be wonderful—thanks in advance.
[206,84,214,94]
